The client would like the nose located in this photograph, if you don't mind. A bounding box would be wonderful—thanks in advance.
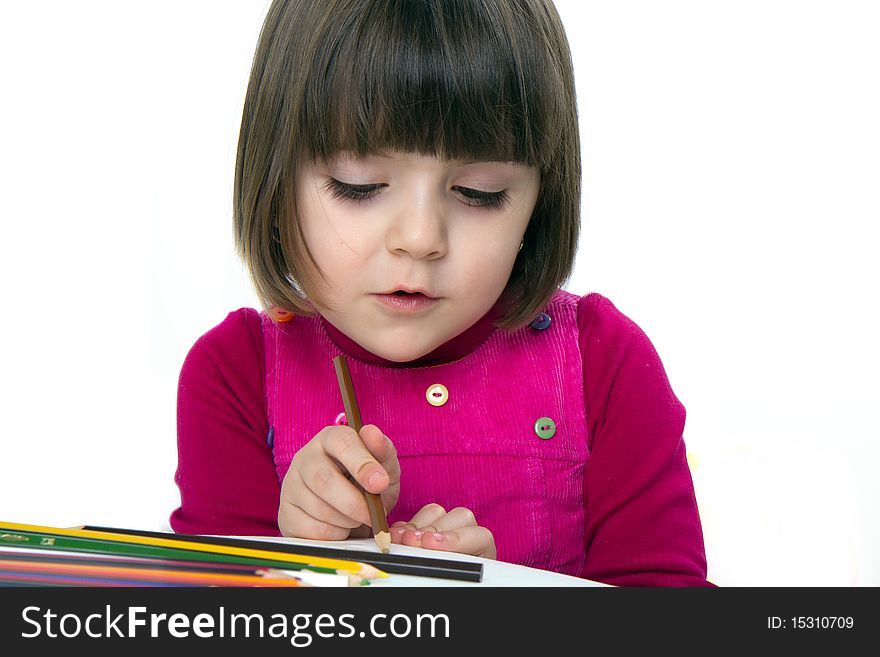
[385,186,448,260]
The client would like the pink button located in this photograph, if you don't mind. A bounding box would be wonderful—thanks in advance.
[334,412,348,426]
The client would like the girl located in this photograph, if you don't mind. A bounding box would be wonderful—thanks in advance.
[171,0,710,586]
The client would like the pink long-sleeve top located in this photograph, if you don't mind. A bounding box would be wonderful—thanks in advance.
[171,290,711,586]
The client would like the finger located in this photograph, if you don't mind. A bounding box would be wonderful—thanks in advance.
[407,503,447,529]
[392,503,454,546]
[420,525,496,559]
[287,469,363,530]
[349,524,372,539]
[390,521,412,544]
[278,502,352,542]
[359,425,400,513]
[398,525,429,549]
[390,503,447,546]
[420,506,477,533]
[359,425,400,486]
[297,452,372,526]
[321,426,389,494]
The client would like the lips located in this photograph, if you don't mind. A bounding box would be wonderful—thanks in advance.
[373,287,440,314]
[380,286,437,299]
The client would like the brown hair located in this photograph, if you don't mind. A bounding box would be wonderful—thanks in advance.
[234,0,580,330]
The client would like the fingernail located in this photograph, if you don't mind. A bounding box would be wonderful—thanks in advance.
[432,532,444,542]
[413,530,423,539]
[392,526,406,535]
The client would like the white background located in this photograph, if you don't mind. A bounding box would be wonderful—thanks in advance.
[1,1,877,586]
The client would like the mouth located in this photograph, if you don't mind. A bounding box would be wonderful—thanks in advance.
[373,288,440,313]
[379,286,438,299]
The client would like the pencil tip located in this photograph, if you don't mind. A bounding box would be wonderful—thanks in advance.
[360,564,389,579]
[374,530,391,554]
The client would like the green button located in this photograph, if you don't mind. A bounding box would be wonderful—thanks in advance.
[534,417,556,439]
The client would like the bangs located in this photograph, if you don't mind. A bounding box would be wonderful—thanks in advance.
[298,0,561,167]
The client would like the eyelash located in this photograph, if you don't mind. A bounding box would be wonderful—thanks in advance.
[322,178,510,210]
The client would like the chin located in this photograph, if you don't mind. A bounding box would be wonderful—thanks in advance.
[372,340,435,363]
[378,348,430,363]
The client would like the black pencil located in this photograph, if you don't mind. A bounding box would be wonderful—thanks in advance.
[80,526,483,582]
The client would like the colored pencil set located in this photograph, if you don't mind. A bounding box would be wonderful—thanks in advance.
[0,521,382,587]
[0,521,483,586]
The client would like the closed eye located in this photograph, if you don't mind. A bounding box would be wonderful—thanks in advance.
[452,186,510,210]
[322,178,384,204]
[322,178,510,210]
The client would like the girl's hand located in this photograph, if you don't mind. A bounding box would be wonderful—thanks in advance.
[390,503,496,559]
[279,424,400,540]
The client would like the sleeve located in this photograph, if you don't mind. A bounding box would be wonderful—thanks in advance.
[169,308,283,536]
[577,294,712,586]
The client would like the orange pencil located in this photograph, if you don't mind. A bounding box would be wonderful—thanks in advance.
[332,355,391,553]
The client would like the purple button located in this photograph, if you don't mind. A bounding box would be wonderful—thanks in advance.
[530,312,551,330]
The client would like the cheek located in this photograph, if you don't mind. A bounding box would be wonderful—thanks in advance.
[299,202,369,271]
[297,173,365,244]
[308,234,362,289]
[454,240,516,292]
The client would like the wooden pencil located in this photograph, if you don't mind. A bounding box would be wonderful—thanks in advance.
[0,547,313,587]
[0,558,305,587]
[0,521,384,580]
[0,572,164,587]
[0,545,358,587]
[332,355,391,553]
[0,547,343,583]
[0,528,341,575]
[80,525,483,582]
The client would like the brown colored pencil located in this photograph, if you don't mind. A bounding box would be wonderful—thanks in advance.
[332,355,391,553]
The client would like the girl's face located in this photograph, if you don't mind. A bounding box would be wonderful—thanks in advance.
[295,151,539,362]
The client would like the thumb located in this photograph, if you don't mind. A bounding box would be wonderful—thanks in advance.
[359,424,392,462]
[357,425,394,492]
